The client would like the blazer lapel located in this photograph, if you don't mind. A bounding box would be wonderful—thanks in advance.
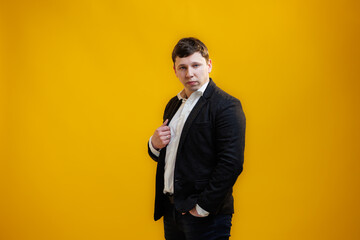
[176,79,216,157]
[164,98,183,124]
[159,98,182,164]
[177,96,207,153]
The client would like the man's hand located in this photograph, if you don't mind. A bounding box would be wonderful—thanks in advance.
[182,207,205,217]
[151,119,171,150]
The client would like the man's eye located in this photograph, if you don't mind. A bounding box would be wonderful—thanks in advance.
[193,64,199,68]
[179,67,186,70]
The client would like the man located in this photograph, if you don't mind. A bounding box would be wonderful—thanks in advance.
[148,37,246,240]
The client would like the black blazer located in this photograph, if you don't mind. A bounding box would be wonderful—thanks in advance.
[148,79,246,221]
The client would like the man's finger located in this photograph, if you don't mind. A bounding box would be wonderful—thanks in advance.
[162,119,169,126]
[160,135,171,141]
[159,131,171,136]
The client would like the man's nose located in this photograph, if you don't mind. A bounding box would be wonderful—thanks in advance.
[186,68,194,78]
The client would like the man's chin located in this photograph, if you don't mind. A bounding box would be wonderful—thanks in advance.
[186,86,199,93]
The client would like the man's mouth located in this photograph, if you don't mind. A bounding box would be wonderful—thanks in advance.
[187,81,198,86]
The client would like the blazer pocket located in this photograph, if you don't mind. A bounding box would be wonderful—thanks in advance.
[195,179,209,191]
[194,122,212,128]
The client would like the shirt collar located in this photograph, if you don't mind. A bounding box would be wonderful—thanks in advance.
[176,80,210,100]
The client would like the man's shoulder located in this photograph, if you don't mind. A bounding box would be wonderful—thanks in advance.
[210,83,245,124]
[163,95,180,116]
[210,83,242,108]
[165,95,179,108]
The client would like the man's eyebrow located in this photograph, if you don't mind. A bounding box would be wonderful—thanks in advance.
[177,62,203,67]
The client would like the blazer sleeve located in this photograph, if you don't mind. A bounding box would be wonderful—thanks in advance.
[196,99,246,213]
[148,141,159,162]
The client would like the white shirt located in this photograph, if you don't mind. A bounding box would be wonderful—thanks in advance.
[149,81,210,216]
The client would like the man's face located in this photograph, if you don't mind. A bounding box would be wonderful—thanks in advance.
[173,52,212,97]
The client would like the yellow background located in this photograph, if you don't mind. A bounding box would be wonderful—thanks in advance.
[1,0,359,239]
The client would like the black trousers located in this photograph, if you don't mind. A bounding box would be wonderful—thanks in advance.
[163,198,232,240]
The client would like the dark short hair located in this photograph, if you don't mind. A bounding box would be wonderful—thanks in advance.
[172,37,209,64]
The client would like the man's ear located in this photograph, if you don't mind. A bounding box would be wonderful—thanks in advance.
[173,65,176,73]
[208,59,212,73]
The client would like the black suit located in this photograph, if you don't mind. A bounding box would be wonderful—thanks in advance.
[148,78,246,221]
